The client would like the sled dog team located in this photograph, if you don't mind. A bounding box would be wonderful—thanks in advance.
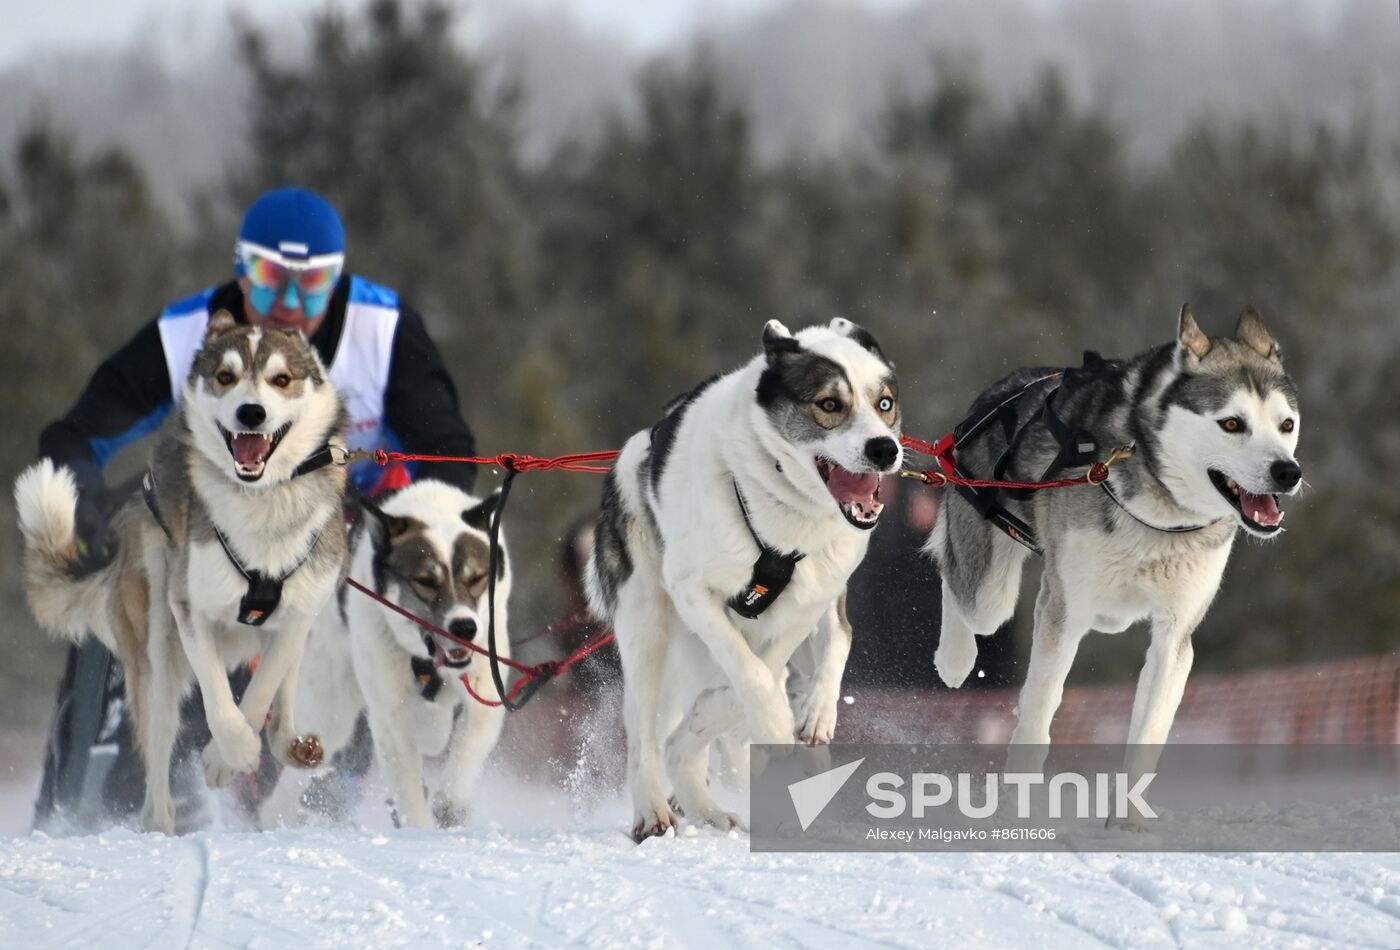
[15,305,1303,839]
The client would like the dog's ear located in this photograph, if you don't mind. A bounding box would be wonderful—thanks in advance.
[1177,303,1212,362]
[1235,307,1281,362]
[762,320,800,364]
[829,317,892,367]
[206,309,238,340]
[360,495,414,544]
[462,490,502,532]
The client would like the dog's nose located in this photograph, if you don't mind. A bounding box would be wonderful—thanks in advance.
[236,403,266,429]
[864,436,899,471]
[448,618,478,642]
[1271,459,1302,491]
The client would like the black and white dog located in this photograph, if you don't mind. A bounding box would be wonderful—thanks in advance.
[587,319,902,840]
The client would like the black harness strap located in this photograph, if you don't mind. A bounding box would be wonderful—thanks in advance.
[948,353,1219,552]
[212,522,327,627]
[410,654,445,701]
[945,374,1063,556]
[726,482,805,619]
[1037,386,1101,481]
[142,444,338,627]
[142,469,174,541]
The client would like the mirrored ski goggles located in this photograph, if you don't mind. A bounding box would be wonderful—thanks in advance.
[238,242,344,318]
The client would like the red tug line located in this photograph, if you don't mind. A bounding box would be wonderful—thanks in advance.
[340,435,1126,709]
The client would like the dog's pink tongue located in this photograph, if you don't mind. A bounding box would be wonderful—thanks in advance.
[1239,489,1281,525]
[824,466,881,505]
[230,433,272,466]
[432,642,449,668]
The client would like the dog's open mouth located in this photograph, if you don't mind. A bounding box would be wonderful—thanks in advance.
[219,422,291,482]
[424,633,473,670]
[815,457,885,529]
[1209,469,1284,534]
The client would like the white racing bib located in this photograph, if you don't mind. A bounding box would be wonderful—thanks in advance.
[157,277,400,462]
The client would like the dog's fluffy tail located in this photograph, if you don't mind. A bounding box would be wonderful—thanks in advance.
[14,460,117,650]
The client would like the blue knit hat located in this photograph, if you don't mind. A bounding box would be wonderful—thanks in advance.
[237,187,345,264]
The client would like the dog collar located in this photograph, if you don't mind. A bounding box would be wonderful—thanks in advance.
[289,443,342,479]
[726,481,804,620]
[1099,481,1224,535]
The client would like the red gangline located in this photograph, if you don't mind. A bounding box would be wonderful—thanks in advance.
[370,449,620,474]
[899,434,1112,491]
[366,441,1107,493]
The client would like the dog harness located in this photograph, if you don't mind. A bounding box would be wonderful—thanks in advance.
[410,654,445,701]
[409,631,475,701]
[727,482,805,620]
[948,353,1220,555]
[211,522,327,626]
[142,466,332,626]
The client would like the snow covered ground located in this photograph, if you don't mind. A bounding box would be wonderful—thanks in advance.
[2,766,1398,949]
[3,821,1399,947]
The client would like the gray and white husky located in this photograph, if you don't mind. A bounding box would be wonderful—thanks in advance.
[586,318,903,840]
[927,306,1302,811]
[262,480,510,830]
[15,311,349,834]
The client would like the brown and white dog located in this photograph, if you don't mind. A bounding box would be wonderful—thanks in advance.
[261,480,511,830]
[15,311,348,834]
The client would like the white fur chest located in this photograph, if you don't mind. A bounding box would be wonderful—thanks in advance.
[1059,522,1236,631]
[401,684,460,757]
[185,539,338,631]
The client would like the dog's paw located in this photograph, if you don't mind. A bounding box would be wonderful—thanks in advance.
[277,734,325,770]
[934,635,978,688]
[203,721,261,789]
[749,700,798,747]
[142,798,176,836]
[794,694,839,745]
[203,744,242,789]
[673,790,746,833]
[697,811,744,833]
[692,806,747,833]
[432,795,472,829]
[1104,813,1152,834]
[632,805,680,843]
[389,794,435,830]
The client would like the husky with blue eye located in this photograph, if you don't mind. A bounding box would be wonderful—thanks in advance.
[15,310,349,834]
[926,306,1302,820]
[586,318,903,841]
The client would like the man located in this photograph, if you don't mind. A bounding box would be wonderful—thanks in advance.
[34,187,477,828]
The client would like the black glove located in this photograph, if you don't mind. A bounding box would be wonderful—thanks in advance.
[68,460,117,574]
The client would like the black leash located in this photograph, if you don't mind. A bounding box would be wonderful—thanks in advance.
[484,459,551,711]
